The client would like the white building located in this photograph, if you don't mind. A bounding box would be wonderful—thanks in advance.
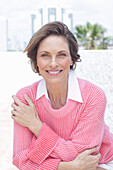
[31,3,74,35]
[0,4,74,51]
[0,16,8,51]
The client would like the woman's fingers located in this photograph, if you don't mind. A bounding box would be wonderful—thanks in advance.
[24,94,34,107]
[12,95,24,107]
[73,147,101,170]
[11,103,19,111]
[11,110,18,118]
[84,147,99,155]
[96,153,101,159]
[12,94,34,108]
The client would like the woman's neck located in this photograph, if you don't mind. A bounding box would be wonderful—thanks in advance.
[46,80,68,109]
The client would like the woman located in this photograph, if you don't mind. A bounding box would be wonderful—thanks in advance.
[11,21,113,170]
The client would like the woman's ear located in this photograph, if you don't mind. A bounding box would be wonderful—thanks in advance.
[70,59,73,66]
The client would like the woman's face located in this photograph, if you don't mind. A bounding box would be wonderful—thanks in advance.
[36,35,73,84]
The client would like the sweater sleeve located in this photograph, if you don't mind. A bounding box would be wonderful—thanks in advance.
[29,88,106,162]
[12,87,61,169]
[13,122,60,170]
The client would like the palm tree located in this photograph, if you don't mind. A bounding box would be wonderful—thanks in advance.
[74,22,112,49]
[99,36,113,49]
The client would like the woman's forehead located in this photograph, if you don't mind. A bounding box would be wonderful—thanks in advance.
[37,35,69,52]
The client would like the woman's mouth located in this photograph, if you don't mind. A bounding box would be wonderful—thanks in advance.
[46,70,63,76]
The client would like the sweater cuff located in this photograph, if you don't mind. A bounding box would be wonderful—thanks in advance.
[39,158,61,170]
[28,123,60,164]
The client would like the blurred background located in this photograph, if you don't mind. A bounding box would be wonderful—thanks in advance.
[0,0,113,51]
[0,0,113,169]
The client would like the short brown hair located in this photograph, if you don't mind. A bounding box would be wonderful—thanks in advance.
[24,21,81,73]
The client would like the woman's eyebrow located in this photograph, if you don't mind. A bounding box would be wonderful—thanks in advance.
[58,50,69,54]
[39,51,49,54]
[39,50,69,54]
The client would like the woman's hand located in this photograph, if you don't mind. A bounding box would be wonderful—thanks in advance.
[70,147,101,170]
[11,94,42,137]
[58,147,101,170]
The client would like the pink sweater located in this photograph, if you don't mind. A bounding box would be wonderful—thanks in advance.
[13,78,113,170]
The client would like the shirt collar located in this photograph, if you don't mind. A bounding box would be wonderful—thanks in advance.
[36,70,83,103]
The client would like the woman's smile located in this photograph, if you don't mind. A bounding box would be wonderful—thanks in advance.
[45,69,63,76]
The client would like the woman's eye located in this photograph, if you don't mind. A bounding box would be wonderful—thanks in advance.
[58,53,66,57]
[41,54,49,57]
[60,53,66,56]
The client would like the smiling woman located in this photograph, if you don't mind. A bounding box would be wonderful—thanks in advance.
[36,35,73,109]
[11,21,113,170]
[24,21,80,73]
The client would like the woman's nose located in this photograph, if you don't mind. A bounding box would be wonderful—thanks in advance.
[49,57,58,68]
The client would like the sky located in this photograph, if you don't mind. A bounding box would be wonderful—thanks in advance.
[0,0,113,50]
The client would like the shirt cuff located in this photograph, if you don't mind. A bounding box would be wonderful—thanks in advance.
[28,123,60,164]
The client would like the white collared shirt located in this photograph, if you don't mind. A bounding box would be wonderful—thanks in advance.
[36,70,83,103]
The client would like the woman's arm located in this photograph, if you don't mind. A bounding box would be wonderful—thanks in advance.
[12,87,106,165]
[12,119,101,170]
[11,89,61,169]
[12,119,61,170]
[58,148,101,170]
[12,88,106,163]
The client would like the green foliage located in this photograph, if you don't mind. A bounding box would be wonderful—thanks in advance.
[74,22,113,50]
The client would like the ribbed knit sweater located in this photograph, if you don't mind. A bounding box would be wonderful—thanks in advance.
[13,78,113,170]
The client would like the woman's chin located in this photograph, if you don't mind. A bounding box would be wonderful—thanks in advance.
[45,77,65,85]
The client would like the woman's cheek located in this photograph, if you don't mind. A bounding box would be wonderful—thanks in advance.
[37,59,49,68]
[59,58,71,68]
